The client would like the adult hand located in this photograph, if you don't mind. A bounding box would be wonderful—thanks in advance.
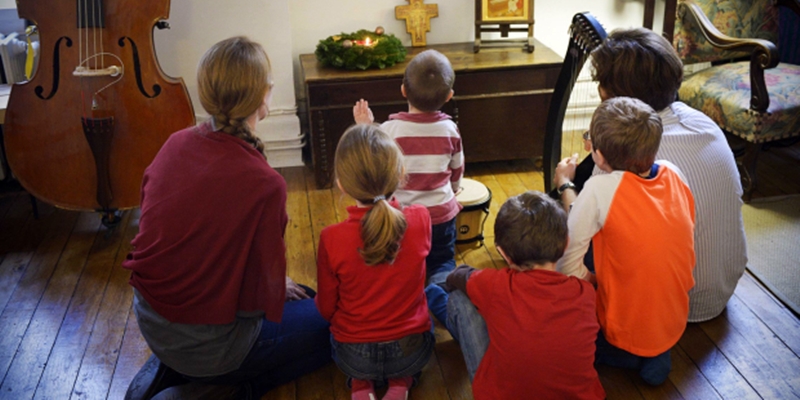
[353,99,375,124]
[286,276,310,301]
[554,153,579,187]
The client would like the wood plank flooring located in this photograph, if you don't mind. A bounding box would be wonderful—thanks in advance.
[0,140,798,399]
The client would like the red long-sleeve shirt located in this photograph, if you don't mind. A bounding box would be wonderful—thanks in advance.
[316,202,432,343]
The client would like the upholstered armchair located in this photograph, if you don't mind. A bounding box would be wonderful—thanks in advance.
[655,0,800,200]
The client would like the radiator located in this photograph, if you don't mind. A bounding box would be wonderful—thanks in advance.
[0,32,38,84]
[0,32,38,181]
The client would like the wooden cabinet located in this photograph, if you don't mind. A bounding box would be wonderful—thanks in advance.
[300,40,562,188]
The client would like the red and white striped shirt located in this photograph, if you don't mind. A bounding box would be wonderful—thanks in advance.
[381,112,464,224]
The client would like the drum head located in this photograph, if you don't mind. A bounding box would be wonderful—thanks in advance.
[456,178,491,206]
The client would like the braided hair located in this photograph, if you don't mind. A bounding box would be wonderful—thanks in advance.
[335,124,408,265]
[197,36,271,157]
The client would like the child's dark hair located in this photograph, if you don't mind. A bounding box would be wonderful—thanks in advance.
[197,36,272,157]
[590,97,663,174]
[590,27,683,111]
[494,191,568,268]
[402,49,455,112]
[335,124,408,265]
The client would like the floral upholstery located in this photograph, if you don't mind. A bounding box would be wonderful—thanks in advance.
[679,62,800,143]
[670,0,799,199]
[673,0,779,65]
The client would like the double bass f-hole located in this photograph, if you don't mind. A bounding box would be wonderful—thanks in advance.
[35,36,72,100]
[118,37,162,98]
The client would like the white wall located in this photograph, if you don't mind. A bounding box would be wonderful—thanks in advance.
[7,0,664,145]
[286,0,658,92]
[153,0,298,134]
[282,0,659,138]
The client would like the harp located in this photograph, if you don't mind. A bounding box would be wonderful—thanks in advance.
[543,12,607,193]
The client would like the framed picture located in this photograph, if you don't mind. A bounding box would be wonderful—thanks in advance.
[478,0,532,23]
[473,0,534,52]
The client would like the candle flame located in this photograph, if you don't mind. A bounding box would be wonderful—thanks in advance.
[364,37,372,46]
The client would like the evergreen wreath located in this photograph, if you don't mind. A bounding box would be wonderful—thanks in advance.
[315,28,407,70]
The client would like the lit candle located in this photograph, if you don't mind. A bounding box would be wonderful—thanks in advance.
[355,37,376,47]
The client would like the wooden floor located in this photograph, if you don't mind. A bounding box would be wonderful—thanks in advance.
[0,140,799,400]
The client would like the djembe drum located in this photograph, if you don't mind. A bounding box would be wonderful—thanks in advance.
[455,178,492,246]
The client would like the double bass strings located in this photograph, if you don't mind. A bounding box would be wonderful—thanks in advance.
[77,0,124,114]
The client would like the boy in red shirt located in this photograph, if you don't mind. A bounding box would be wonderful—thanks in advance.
[439,191,605,400]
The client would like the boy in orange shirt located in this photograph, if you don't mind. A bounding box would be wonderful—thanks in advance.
[555,96,696,385]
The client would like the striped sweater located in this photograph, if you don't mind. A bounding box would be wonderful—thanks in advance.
[381,112,464,224]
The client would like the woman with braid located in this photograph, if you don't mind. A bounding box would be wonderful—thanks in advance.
[123,37,330,399]
[316,124,434,400]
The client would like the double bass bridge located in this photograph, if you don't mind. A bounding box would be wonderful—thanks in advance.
[73,65,121,77]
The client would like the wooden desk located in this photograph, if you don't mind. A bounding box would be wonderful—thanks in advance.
[301,40,562,188]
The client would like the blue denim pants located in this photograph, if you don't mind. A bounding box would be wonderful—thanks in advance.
[595,325,672,385]
[445,290,489,381]
[426,218,457,286]
[189,298,332,397]
[331,331,435,382]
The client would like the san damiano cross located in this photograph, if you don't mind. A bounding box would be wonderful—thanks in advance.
[395,0,438,47]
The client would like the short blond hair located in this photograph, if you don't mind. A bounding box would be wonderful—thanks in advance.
[590,97,662,174]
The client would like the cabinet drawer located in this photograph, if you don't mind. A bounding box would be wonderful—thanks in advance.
[454,66,560,96]
[307,78,404,109]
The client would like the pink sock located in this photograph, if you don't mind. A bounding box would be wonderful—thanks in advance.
[383,376,414,400]
[350,378,376,400]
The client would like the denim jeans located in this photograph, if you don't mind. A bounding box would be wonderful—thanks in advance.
[445,290,489,381]
[595,330,672,385]
[189,298,331,397]
[426,218,457,286]
[331,331,435,382]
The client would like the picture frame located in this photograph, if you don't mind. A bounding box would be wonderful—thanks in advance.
[474,0,535,53]
[479,0,532,23]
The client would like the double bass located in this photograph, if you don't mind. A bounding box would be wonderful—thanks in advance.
[3,0,195,226]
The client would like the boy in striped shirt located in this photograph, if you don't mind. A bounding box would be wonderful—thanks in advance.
[354,49,463,323]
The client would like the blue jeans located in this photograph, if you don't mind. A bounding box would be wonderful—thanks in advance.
[189,298,331,397]
[331,331,435,382]
[426,218,457,286]
[595,330,672,385]
[445,290,489,381]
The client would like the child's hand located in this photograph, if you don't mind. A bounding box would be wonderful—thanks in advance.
[353,99,375,124]
[554,153,579,187]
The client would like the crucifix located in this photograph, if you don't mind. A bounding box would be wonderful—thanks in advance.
[395,0,439,47]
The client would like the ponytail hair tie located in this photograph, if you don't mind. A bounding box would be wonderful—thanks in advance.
[373,195,386,204]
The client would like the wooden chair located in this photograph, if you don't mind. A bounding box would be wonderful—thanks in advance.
[647,0,800,200]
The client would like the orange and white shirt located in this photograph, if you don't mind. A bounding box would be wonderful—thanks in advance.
[558,161,696,356]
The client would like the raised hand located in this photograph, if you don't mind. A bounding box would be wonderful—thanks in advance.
[353,99,375,124]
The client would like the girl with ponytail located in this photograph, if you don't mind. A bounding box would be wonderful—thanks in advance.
[316,124,435,400]
[124,37,330,399]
